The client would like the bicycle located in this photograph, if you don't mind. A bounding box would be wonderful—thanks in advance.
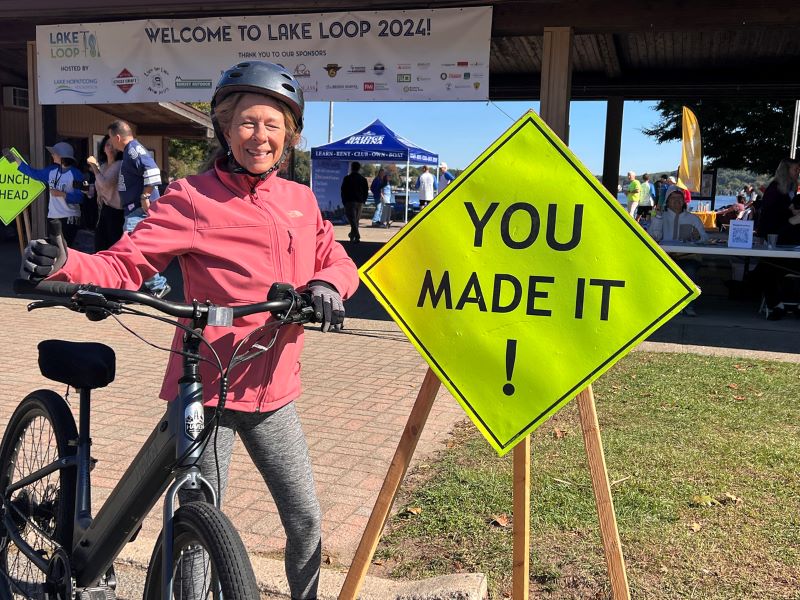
[0,278,315,599]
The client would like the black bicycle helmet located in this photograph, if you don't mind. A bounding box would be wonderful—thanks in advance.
[211,61,304,151]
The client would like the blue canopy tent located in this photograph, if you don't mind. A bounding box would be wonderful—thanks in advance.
[310,119,438,223]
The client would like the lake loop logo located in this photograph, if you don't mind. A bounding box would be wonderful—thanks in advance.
[47,29,101,60]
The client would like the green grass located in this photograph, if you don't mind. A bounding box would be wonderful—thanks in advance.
[374,352,800,598]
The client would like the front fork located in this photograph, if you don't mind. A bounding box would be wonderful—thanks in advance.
[162,349,219,598]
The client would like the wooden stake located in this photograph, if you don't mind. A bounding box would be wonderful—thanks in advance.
[576,385,630,599]
[512,435,531,599]
[14,215,24,255]
[22,207,31,244]
[339,367,441,600]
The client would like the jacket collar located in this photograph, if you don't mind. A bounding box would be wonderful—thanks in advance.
[213,158,278,198]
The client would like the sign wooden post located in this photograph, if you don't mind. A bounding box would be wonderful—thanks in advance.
[339,368,441,600]
[576,386,630,598]
[14,214,25,255]
[353,109,699,598]
[512,436,531,599]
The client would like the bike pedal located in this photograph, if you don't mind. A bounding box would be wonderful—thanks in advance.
[75,587,115,600]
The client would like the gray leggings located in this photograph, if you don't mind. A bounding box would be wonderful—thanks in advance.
[180,403,320,599]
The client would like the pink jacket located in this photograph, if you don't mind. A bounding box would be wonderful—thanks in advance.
[52,161,359,413]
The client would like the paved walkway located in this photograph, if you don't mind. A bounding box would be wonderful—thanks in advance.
[0,219,798,598]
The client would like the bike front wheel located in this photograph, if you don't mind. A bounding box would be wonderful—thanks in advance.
[143,501,258,600]
[0,390,77,599]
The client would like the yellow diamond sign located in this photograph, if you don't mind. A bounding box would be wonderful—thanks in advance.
[0,148,45,225]
[360,111,699,455]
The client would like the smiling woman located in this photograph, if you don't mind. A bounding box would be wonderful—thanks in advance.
[220,93,289,175]
[21,60,359,600]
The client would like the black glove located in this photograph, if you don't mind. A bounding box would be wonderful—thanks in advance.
[20,220,68,282]
[307,280,344,332]
[2,147,16,163]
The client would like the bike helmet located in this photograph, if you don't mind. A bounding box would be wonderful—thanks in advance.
[211,61,304,152]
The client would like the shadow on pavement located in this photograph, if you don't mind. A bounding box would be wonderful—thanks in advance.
[3,235,798,356]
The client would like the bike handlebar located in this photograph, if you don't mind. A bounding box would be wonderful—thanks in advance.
[13,279,314,325]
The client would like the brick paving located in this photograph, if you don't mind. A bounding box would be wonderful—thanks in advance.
[0,220,466,572]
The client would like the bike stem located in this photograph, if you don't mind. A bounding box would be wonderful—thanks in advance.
[162,322,221,598]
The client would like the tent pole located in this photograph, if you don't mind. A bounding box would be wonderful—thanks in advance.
[405,158,410,223]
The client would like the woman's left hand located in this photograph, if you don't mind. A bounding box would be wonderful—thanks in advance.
[307,280,345,332]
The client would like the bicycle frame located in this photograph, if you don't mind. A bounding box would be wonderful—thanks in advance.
[3,281,311,598]
[4,312,217,596]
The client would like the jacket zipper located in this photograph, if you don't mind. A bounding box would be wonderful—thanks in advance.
[288,230,296,276]
[252,183,285,413]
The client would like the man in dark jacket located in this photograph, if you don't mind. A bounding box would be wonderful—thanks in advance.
[341,161,369,242]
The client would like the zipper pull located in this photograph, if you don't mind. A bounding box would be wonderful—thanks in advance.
[288,230,294,254]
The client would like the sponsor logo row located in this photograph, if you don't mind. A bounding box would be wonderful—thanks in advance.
[51,60,484,97]
[300,61,483,79]
[51,66,213,96]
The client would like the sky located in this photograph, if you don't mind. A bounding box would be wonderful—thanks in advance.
[301,100,683,176]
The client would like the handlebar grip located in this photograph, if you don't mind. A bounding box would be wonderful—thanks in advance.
[13,278,81,297]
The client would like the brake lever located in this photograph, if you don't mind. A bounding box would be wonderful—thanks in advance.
[27,299,71,311]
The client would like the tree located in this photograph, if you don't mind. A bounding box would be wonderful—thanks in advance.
[642,100,795,176]
[168,138,211,179]
[168,102,212,180]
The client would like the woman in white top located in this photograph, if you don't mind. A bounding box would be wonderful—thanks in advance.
[87,135,124,252]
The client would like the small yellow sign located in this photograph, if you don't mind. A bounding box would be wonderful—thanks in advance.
[0,149,45,225]
[359,111,699,455]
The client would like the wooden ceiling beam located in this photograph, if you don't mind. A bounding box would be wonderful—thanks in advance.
[596,34,622,78]
[1,1,798,38]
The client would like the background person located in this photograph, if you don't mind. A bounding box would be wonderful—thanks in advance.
[21,61,359,599]
[624,171,641,218]
[340,161,368,242]
[436,161,455,195]
[753,157,800,320]
[370,167,385,227]
[415,165,435,208]
[4,142,84,247]
[648,185,707,316]
[87,135,124,252]
[378,170,393,228]
[108,119,170,298]
[637,173,655,220]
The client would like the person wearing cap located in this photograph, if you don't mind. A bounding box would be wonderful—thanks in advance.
[648,185,707,316]
[107,119,170,299]
[436,161,455,196]
[4,141,84,247]
[20,61,359,598]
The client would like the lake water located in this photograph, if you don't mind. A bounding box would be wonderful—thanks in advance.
[616,193,737,212]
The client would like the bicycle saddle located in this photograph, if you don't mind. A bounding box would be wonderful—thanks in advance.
[38,340,116,389]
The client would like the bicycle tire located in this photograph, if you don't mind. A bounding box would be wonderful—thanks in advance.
[0,390,77,599]
[142,501,258,600]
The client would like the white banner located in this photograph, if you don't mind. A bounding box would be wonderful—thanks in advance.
[36,7,491,105]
